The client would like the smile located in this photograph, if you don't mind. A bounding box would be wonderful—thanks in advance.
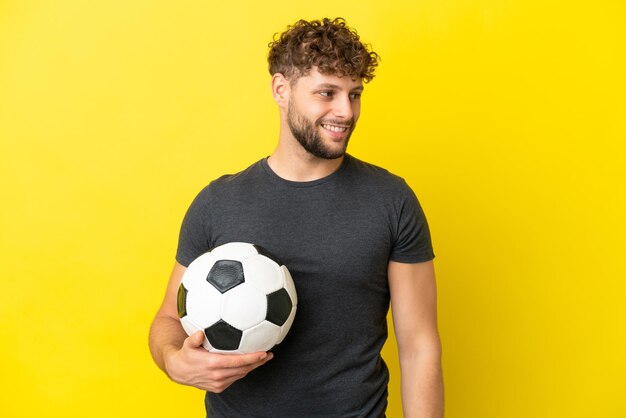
[321,124,349,133]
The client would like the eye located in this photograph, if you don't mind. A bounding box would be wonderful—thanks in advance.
[349,92,362,100]
[319,90,333,98]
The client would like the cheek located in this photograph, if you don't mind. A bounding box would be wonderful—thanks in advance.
[311,109,330,125]
[301,100,330,117]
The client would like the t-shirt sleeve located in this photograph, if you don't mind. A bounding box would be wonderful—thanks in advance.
[175,187,213,267]
[389,182,435,263]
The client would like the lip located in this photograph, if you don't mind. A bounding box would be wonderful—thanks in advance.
[320,123,351,140]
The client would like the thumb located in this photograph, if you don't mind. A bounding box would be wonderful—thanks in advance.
[185,330,206,348]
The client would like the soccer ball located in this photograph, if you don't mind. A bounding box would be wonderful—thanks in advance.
[177,242,297,353]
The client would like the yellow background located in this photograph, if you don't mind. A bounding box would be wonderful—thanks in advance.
[1,0,624,417]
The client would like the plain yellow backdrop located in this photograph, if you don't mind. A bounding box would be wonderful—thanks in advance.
[1,0,624,417]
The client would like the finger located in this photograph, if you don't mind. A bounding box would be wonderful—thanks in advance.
[219,352,273,369]
[184,330,206,349]
[206,355,273,383]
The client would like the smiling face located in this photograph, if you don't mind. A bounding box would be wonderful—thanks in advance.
[285,68,363,160]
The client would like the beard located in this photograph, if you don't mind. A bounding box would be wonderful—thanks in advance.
[287,100,355,160]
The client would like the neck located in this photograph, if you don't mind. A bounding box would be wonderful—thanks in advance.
[267,140,344,182]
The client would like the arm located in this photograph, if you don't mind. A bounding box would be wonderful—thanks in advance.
[148,262,273,393]
[388,260,444,418]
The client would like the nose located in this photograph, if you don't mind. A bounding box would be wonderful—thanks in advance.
[332,94,354,121]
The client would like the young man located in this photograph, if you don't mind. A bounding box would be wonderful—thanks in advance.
[149,18,443,417]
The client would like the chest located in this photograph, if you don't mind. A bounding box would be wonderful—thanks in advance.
[211,187,394,277]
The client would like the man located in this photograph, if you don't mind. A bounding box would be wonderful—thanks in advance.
[149,17,443,417]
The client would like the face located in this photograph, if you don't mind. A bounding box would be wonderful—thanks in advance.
[286,69,363,160]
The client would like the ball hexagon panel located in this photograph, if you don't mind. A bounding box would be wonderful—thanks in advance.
[242,254,284,294]
[221,284,267,330]
[204,320,243,351]
[207,259,245,293]
[180,316,202,340]
[239,321,281,352]
[282,265,298,305]
[182,252,218,290]
[185,282,221,328]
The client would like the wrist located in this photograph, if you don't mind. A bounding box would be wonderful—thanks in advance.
[161,344,180,377]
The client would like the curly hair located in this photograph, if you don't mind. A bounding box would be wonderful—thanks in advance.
[268,17,379,83]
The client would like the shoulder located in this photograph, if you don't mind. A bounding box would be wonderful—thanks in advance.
[194,159,265,200]
[344,154,413,195]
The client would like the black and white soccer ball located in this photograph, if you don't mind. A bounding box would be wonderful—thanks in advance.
[177,242,297,353]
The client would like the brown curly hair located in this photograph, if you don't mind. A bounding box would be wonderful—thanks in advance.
[268,17,379,83]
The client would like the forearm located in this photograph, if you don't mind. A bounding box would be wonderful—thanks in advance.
[149,314,274,392]
[400,348,444,418]
[148,314,187,374]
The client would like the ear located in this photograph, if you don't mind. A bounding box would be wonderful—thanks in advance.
[271,73,290,108]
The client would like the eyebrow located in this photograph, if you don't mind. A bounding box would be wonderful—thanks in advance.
[315,83,364,92]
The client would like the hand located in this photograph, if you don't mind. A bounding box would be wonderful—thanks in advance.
[163,330,273,393]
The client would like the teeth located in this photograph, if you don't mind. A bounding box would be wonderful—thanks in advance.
[322,124,348,133]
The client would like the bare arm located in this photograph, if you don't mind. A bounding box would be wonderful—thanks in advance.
[148,262,272,393]
[388,260,444,418]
